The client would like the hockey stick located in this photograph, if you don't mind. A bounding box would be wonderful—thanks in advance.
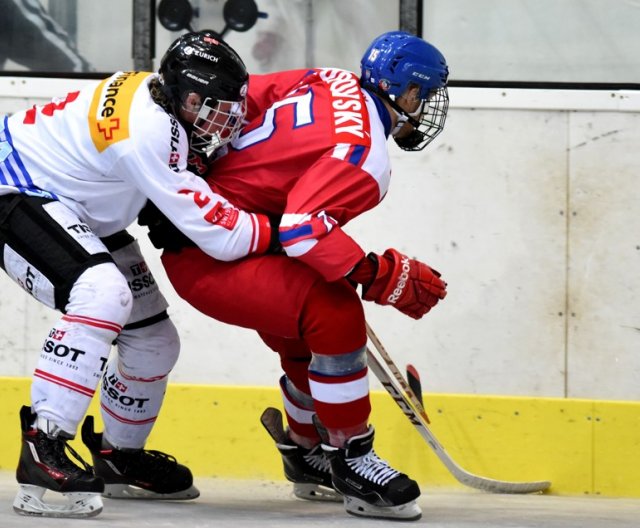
[406,364,424,407]
[365,322,432,424]
[365,336,551,493]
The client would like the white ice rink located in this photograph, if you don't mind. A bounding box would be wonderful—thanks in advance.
[0,473,638,528]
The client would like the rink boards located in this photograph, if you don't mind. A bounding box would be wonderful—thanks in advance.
[0,376,638,498]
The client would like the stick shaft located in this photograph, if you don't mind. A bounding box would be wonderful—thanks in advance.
[365,326,551,494]
[365,322,431,423]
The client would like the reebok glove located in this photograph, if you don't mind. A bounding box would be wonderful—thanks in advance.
[362,248,447,320]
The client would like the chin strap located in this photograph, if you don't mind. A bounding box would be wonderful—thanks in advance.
[371,88,422,135]
[383,97,429,150]
[365,85,439,151]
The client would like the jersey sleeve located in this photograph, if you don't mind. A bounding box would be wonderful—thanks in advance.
[112,114,272,261]
[245,70,316,122]
[280,151,388,282]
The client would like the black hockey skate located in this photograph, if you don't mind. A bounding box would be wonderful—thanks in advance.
[322,426,422,521]
[13,406,104,518]
[260,407,340,502]
[81,415,199,500]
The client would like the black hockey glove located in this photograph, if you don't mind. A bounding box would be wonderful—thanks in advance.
[137,200,195,252]
[266,215,283,254]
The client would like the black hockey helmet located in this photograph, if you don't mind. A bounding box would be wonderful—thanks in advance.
[158,30,249,153]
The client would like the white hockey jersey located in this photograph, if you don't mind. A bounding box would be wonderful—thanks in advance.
[0,71,271,260]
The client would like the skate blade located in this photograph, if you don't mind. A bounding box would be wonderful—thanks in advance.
[103,483,200,500]
[13,484,103,518]
[344,495,422,521]
[293,482,342,503]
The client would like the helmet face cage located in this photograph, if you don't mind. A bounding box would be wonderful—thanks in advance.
[189,96,247,155]
[360,31,450,151]
[396,85,449,151]
[159,30,249,154]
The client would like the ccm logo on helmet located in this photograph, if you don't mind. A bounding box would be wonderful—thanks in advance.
[412,72,431,81]
[387,256,411,304]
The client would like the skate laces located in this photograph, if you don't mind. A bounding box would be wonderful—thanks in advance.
[346,450,400,487]
[302,445,331,474]
[115,449,178,477]
[35,433,93,474]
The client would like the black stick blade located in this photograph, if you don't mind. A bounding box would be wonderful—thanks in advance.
[406,364,424,407]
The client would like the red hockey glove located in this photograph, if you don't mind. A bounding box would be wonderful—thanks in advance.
[361,248,447,320]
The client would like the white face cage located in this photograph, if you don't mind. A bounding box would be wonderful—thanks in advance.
[189,97,247,155]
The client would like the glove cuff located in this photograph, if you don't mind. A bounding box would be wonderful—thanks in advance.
[347,253,377,287]
[361,252,394,301]
[253,214,276,254]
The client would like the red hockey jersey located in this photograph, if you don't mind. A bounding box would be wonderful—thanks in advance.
[207,68,392,281]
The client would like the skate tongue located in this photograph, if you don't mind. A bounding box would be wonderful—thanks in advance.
[311,414,330,444]
[344,426,375,458]
[260,407,289,443]
[36,415,72,439]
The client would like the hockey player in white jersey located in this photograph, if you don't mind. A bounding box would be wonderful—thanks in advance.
[0,31,276,518]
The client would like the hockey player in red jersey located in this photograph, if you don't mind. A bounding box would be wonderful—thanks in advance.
[153,31,449,521]
[1,31,279,518]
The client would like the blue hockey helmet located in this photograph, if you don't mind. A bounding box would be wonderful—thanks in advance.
[360,31,449,151]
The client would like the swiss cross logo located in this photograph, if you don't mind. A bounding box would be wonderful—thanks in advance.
[49,328,66,341]
[115,380,127,392]
[97,118,121,140]
[169,152,180,165]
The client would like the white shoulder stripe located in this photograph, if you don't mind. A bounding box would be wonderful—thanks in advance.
[361,91,392,200]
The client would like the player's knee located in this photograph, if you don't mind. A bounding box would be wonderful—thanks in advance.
[300,279,365,355]
[118,317,181,379]
[66,263,133,330]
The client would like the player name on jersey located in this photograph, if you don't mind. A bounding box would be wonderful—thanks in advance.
[319,69,371,145]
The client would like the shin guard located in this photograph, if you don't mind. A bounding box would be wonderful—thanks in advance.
[31,263,132,435]
[100,317,180,449]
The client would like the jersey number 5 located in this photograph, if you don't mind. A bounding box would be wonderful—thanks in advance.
[232,91,314,150]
